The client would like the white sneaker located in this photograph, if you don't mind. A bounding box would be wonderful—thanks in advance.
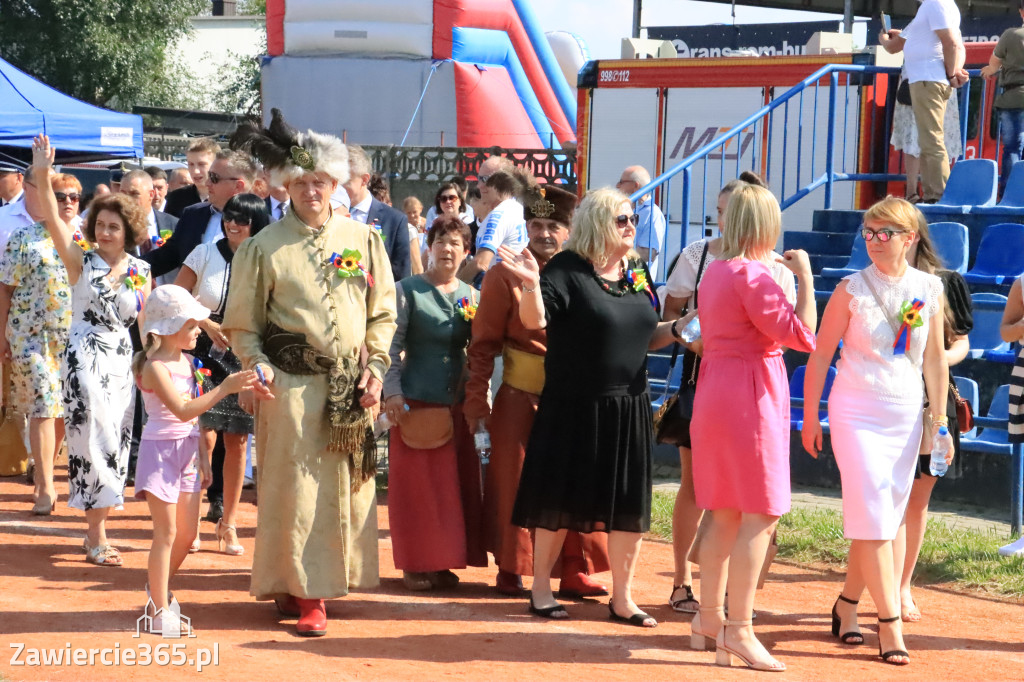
[997,536,1024,557]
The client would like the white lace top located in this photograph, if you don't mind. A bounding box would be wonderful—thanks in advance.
[835,264,943,405]
[663,238,796,310]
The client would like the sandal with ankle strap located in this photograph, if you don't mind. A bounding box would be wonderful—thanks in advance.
[715,619,786,672]
[690,605,723,651]
[877,615,910,665]
[831,593,864,644]
[85,544,122,567]
[669,584,699,614]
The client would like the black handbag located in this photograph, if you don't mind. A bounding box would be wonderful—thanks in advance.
[897,79,912,106]
[653,242,709,445]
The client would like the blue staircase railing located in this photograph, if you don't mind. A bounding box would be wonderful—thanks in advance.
[630,63,995,263]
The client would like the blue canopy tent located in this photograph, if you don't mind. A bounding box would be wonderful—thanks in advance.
[0,56,144,165]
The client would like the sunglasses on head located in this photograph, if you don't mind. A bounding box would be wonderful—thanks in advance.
[860,226,907,242]
[222,210,252,226]
[207,171,239,185]
[615,214,639,228]
[55,192,81,203]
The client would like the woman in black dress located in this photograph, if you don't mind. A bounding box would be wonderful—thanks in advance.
[497,187,681,626]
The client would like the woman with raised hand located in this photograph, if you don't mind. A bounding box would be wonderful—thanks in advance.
[382,215,486,590]
[803,196,951,667]
[174,193,270,556]
[687,184,816,672]
[497,187,680,627]
[31,134,152,566]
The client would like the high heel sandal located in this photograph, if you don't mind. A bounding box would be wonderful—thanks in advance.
[689,606,723,651]
[715,619,786,672]
[877,616,910,666]
[831,593,863,645]
[215,519,244,556]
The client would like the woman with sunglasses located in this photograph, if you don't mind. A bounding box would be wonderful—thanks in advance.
[803,196,952,667]
[174,193,270,555]
[0,172,81,514]
[497,187,682,626]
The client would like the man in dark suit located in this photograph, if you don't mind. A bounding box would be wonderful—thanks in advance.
[343,145,410,282]
[163,138,221,217]
[265,182,290,222]
[119,170,179,257]
[143,150,257,277]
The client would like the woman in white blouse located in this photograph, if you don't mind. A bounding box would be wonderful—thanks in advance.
[660,172,795,615]
[175,193,270,556]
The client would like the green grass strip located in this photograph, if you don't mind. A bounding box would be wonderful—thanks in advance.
[648,490,1024,599]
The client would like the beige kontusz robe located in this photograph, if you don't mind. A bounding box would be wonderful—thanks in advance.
[223,209,397,600]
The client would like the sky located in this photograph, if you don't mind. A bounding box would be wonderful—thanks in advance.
[530,0,857,59]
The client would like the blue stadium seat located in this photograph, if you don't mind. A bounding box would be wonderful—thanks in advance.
[927,221,968,273]
[953,375,979,439]
[973,161,1024,215]
[966,292,1014,361]
[963,223,1024,286]
[960,384,1012,455]
[819,234,869,280]
[918,159,998,214]
[789,364,837,430]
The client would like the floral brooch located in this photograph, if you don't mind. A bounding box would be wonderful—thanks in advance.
[72,230,91,251]
[454,296,477,322]
[290,145,315,172]
[893,298,924,355]
[625,268,658,308]
[192,357,211,398]
[150,229,173,248]
[329,249,374,286]
[124,265,147,311]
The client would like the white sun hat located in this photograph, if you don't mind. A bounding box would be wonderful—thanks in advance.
[141,284,211,338]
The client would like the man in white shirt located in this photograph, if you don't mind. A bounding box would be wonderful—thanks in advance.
[474,171,527,274]
[880,0,968,203]
[0,167,37,255]
[616,165,667,279]
[267,183,290,221]
[0,163,25,209]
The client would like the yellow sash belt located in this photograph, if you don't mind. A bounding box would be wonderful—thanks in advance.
[502,345,545,395]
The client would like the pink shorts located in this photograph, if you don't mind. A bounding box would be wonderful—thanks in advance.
[134,434,202,504]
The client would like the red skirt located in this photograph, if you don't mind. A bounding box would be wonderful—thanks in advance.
[388,401,487,572]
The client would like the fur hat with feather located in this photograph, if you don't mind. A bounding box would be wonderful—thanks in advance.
[231,108,350,186]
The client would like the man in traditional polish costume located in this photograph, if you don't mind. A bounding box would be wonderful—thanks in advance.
[464,185,610,597]
[224,110,397,637]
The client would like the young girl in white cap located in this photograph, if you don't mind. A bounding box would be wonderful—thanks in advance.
[132,284,271,635]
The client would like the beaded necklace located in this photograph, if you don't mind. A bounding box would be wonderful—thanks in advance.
[590,258,630,296]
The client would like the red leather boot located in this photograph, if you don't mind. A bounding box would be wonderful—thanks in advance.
[274,595,300,617]
[295,598,327,637]
[495,569,525,596]
[558,572,609,599]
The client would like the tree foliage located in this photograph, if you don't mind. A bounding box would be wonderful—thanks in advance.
[0,0,207,110]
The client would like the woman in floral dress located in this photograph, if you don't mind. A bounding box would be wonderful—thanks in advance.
[32,136,151,566]
[0,173,78,514]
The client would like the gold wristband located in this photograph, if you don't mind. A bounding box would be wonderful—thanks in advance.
[932,415,949,425]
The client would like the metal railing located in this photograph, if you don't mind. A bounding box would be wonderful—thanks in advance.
[630,63,997,262]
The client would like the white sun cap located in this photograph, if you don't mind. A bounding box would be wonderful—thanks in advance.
[141,285,211,338]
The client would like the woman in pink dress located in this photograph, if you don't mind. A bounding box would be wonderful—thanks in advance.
[688,184,816,672]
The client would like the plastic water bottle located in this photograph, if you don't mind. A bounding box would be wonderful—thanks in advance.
[929,425,950,477]
[474,429,491,466]
[209,344,228,361]
[373,403,409,438]
[678,316,701,343]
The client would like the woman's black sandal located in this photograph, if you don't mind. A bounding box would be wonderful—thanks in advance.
[669,584,700,614]
[877,615,910,665]
[528,597,569,620]
[608,602,657,628]
[831,594,864,645]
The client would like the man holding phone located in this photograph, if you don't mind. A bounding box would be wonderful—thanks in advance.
[879,0,968,203]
